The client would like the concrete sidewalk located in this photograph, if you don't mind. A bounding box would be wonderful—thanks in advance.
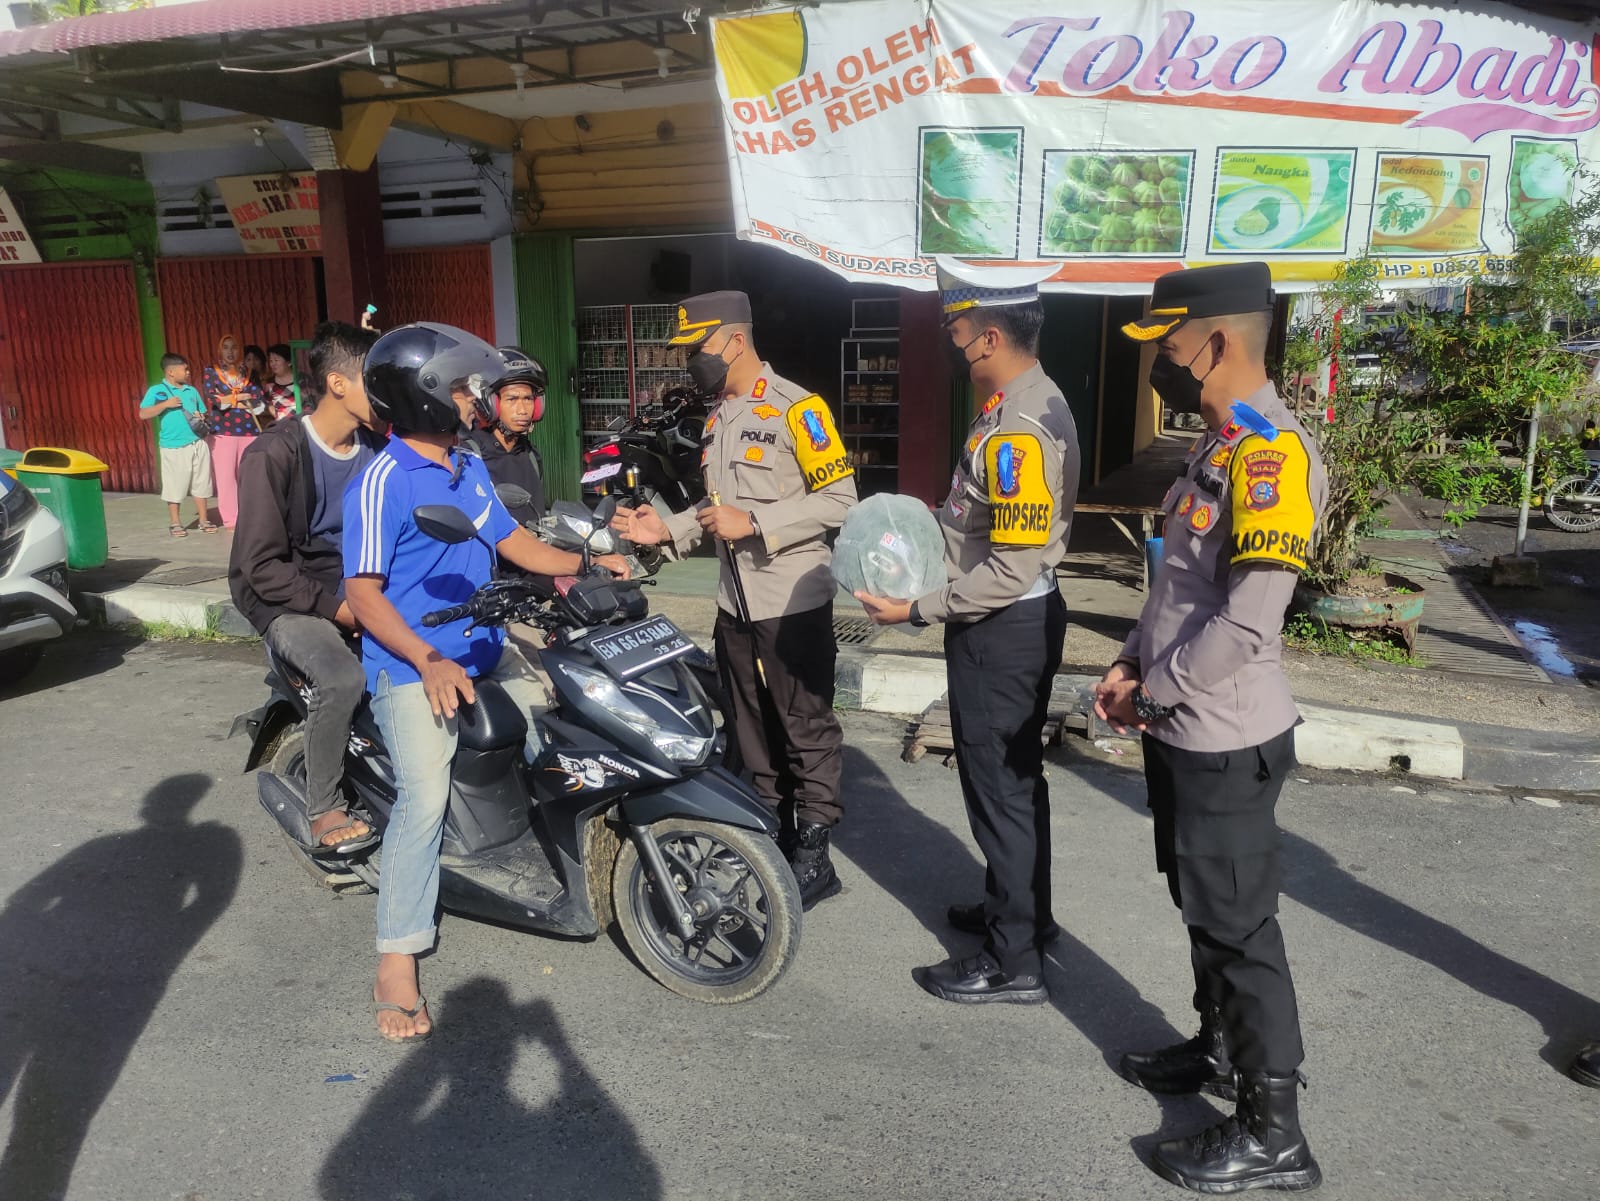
[70,492,1600,794]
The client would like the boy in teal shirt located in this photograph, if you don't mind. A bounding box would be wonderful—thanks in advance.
[139,352,216,536]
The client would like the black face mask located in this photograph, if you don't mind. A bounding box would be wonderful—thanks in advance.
[687,340,742,394]
[1147,336,1216,414]
[944,331,985,379]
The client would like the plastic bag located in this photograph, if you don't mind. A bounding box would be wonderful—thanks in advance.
[831,493,948,612]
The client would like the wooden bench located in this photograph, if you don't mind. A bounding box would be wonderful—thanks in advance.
[1073,503,1165,590]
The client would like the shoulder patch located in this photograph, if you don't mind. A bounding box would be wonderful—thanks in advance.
[984,432,1053,546]
[751,378,768,399]
[1229,431,1315,571]
[785,396,853,492]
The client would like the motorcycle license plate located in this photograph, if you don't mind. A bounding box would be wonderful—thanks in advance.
[586,617,694,680]
[581,462,623,484]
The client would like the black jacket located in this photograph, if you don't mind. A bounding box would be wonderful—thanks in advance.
[229,416,384,635]
[464,427,546,526]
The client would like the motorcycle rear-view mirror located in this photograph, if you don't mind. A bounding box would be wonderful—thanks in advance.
[414,504,478,545]
[495,483,533,510]
[592,494,619,527]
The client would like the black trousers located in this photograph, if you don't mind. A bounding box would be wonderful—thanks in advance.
[714,602,844,828]
[946,591,1067,976]
[1143,728,1305,1075]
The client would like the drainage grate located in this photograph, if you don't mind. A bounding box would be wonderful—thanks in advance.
[145,565,228,586]
[833,616,880,648]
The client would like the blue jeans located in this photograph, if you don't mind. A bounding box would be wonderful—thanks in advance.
[369,643,551,955]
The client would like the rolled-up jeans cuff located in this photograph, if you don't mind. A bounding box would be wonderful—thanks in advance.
[376,928,437,956]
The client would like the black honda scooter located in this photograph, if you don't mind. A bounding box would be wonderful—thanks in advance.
[579,384,708,512]
[230,497,800,1004]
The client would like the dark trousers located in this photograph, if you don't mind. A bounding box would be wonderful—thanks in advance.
[262,613,366,820]
[714,602,843,828]
[1143,728,1305,1075]
[946,591,1067,976]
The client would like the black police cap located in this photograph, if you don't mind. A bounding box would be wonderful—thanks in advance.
[668,290,752,348]
[1122,262,1275,342]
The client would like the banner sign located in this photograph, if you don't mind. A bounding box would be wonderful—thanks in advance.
[0,187,41,265]
[215,173,321,254]
[710,1,1600,292]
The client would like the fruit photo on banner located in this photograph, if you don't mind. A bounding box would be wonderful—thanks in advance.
[1040,151,1192,257]
[918,128,1023,257]
[1507,139,1579,242]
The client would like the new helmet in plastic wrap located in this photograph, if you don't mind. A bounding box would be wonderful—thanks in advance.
[830,494,947,626]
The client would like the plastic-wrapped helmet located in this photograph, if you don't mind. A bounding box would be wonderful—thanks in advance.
[479,346,548,426]
[363,322,502,435]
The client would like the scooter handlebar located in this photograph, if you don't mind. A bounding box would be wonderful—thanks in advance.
[421,602,474,628]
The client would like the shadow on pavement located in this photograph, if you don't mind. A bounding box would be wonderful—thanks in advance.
[0,626,141,702]
[0,773,241,1201]
[319,979,662,1201]
[833,745,1219,1150]
[1093,767,1600,1077]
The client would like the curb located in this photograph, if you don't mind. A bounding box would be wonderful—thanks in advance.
[81,584,1599,794]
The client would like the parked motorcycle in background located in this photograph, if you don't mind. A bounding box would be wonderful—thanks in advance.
[581,384,709,514]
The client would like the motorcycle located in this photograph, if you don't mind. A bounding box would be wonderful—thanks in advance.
[230,496,801,1004]
[1544,450,1600,533]
[580,384,709,513]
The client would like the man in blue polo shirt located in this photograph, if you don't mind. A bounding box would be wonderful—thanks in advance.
[343,324,627,1043]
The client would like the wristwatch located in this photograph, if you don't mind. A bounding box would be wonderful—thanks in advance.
[908,600,929,628]
[1131,686,1175,723]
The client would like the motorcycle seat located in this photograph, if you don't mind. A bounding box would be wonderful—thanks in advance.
[455,678,529,752]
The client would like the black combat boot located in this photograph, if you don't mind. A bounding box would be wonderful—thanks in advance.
[1151,1070,1322,1194]
[1570,1043,1600,1088]
[789,821,841,910]
[1120,1003,1235,1099]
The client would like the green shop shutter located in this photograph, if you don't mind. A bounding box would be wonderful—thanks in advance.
[513,233,580,503]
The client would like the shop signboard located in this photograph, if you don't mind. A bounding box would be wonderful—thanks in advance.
[0,187,41,265]
[710,0,1600,291]
[215,172,321,254]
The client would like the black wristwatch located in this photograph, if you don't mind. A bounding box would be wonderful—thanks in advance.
[909,600,929,628]
[1131,686,1175,723]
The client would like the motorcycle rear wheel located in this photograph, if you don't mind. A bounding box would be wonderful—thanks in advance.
[613,818,801,1004]
[270,730,375,896]
[1545,473,1600,533]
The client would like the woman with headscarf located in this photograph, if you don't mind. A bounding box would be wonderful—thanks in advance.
[202,332,265,529]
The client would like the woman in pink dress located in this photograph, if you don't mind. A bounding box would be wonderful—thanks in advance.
[200,332,264,529]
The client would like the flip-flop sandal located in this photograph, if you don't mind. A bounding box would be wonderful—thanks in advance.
[373,993,433,1043]
[199,522,221,533]
[169,524,188,538]
[308,815,379,857]
[313,815,373,846]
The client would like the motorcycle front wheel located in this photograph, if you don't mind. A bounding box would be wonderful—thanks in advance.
[612,818,801,1004]
[1545,473,1600,533]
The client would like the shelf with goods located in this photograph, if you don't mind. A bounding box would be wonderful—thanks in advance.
[575,303,690,444]
[839,301,900,492]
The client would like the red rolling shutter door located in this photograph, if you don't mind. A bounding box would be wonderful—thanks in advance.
[384,246,495,341]
[0,262,153,493]
[155,256,320,372]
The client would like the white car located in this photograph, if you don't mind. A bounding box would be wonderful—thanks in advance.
[0,470,75,683]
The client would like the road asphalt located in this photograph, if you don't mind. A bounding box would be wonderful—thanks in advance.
[1,631,1597,1201]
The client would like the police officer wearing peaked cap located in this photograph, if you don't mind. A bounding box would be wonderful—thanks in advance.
[858,257,1081,1004]
[614,290,858,908]
[1093,262,1328,1194]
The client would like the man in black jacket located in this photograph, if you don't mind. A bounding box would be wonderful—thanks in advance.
[463,347,547,526]
[229,321,381,849]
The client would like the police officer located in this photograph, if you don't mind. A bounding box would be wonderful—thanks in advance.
[1093,263,1327,1194]
[857,258,1080,1004]
[615,291,857,907]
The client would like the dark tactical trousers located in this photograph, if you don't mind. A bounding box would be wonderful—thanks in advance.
[1142,727,1305,1075]
[714,601,844,828]
[946,591,1067,976]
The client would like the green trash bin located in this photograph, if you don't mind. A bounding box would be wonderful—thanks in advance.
[0,448,21,480]
[16,447,110,569]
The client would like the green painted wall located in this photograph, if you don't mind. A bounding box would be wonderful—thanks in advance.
[513,233,581,501]
[0,165,165,381]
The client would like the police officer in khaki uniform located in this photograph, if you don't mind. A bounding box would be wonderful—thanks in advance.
[616,291,857,908]
[858,259,1079,1004]
[1093,263,1327,1194]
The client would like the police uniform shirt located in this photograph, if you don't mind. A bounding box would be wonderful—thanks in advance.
[1120,382,1329,753]
[663,365,857,622]
[917,362,1081,623]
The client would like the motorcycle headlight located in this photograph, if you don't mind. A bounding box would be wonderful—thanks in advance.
[555,661,711,764]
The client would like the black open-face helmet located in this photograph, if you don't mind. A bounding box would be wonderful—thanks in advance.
[479,345,549,427]
[363,322,502,435]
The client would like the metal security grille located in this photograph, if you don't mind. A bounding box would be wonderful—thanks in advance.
[0,262,153,492]
[832,616,880,647]
[385,245,495,342]
[155,256,319,372]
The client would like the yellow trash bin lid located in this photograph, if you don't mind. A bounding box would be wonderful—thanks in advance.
[18,447,110,474]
